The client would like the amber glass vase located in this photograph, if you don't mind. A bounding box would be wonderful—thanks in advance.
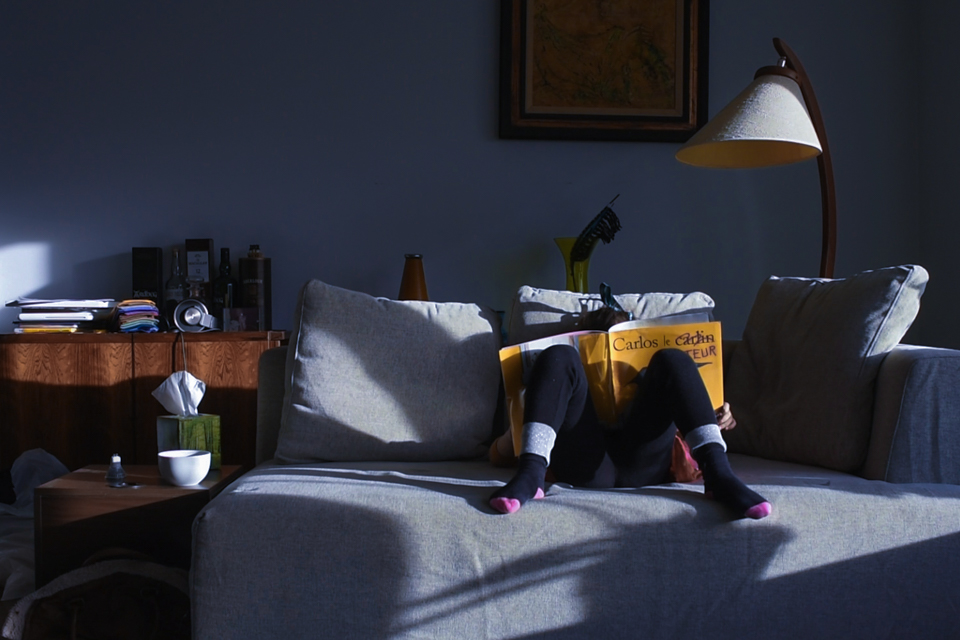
[398,254,429,301]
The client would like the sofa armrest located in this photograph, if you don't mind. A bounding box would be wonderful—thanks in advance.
[862,344,960,483]
[256,346,288,466]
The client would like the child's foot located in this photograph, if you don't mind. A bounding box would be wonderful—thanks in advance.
[489,487,545,515]
[695,444,771,519]
[489,454,547,514]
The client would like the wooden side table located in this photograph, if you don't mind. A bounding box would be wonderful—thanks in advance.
[34,464,244,588]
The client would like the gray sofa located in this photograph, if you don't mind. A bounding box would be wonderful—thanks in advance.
[191,271,960,639]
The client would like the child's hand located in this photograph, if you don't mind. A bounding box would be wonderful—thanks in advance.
[716,402,737,431]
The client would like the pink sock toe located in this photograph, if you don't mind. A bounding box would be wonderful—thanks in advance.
[490,497,521,514]
[533,488,545,500]
[745,502,772,520]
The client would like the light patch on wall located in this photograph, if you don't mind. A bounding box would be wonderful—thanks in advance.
[0,242,52,303]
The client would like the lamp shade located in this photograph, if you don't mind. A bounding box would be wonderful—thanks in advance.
[675,73,822,168]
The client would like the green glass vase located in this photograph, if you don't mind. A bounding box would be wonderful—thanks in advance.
[554,237,594,293]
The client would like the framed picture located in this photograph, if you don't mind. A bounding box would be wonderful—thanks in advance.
[499,0,709,142]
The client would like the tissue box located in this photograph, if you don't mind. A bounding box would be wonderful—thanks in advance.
[157,414,221,469]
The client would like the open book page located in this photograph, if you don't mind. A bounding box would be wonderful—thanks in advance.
[500,330,607,456]
[500,318,723,456]
[605,319,723,419]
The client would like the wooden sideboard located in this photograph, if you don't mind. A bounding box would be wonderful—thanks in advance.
[0,331,286,471]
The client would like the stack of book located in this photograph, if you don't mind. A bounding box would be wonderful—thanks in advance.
[6,298,117,334]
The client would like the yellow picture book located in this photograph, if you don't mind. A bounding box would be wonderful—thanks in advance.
[499,315,723,455]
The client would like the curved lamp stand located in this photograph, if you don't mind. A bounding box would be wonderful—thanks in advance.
[773,39,836,279]
[676,38,837,278]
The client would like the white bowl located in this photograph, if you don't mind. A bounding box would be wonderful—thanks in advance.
[158,450,211,486]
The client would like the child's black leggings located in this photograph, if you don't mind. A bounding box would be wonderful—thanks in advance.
[523,344,718,488]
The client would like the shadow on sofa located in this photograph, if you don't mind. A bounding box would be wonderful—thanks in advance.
[194,462,960,639]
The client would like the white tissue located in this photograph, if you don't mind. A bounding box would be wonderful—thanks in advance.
[151,371,206,417]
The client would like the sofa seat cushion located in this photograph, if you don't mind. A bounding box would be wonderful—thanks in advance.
[506,285,715,345]
[192,456,960,639]
[276,280,502,463]
[725,265,928,473]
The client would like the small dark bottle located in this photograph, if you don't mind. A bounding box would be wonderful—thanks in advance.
[106,454,126,488]
[211,248,237,325]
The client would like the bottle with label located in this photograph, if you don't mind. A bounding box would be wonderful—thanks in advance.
[212,248,237,326]
[185,238,214,304]
[164,248,188,325]
[238,244,272,331]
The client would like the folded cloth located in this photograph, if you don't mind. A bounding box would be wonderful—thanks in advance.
[116,299,160,333]
[120,312,159,322]
[117,300,160,314]
[119,319,159,333]
[117,299,158,307]
[119,306,159,315]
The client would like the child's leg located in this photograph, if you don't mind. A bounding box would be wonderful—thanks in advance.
[614,349,771,519]
[490,345,612,514]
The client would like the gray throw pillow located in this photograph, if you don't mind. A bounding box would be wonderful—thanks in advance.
[275,280,502,463]
[725,265,928,473]
[506,285,715,345]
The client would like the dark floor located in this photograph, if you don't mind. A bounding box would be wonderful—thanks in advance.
[0,470,13,505]
[0,600,12,637]
[1,468,22,634]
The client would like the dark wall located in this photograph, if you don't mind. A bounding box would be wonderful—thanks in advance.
[0,2,930,342]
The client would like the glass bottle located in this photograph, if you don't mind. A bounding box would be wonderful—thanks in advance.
[212,248,237,325]
[106,453,126,488]
[187,277,205,302]
[398,254,429,301]
[164,248,188,323]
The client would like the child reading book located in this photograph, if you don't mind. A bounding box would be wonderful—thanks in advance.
[489,306,771,520]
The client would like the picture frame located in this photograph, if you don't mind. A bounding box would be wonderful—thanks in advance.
[499,0,709,142]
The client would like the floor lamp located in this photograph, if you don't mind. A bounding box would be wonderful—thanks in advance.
[675,38,837,279]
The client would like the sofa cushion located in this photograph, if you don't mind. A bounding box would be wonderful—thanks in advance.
[724,265,928,473]
[506,285,715,345]
[275,280,502,463]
